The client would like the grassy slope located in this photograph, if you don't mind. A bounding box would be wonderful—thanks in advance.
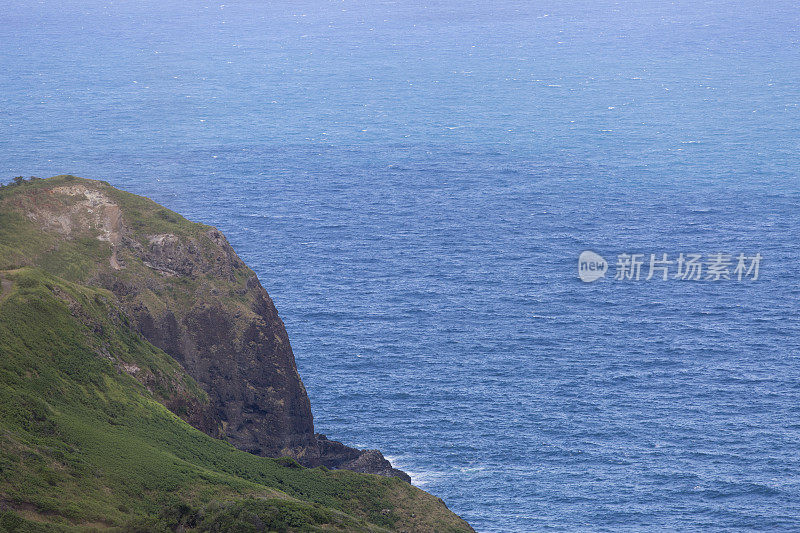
[0,180,472,532]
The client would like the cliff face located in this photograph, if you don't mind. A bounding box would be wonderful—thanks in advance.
[99,226,319,461]
[0,175,407,480]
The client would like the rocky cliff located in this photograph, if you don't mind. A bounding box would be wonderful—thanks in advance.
[0,175,409,481]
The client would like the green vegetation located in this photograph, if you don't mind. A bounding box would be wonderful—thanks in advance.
[0,177,472,532]
[0,268,466,531]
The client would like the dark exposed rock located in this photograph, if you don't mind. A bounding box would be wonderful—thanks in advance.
[316,434,412,482]
[103,234,321,460]
[122,235,410,479]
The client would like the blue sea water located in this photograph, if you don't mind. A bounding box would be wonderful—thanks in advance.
[2,0,800,530]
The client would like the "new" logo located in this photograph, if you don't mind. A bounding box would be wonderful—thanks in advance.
[578,251,607,282]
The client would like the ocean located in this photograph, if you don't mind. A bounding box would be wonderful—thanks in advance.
[2,0,800,530]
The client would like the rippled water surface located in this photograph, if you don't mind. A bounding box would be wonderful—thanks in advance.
[2,0,800,530]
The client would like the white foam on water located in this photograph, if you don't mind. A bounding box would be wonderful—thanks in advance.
[384,455,446,487]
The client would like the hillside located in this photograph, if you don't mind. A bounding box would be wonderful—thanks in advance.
[0,176,473,532]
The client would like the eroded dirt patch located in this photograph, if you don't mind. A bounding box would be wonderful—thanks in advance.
[0,278,12,302]
[23,184,125,270]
